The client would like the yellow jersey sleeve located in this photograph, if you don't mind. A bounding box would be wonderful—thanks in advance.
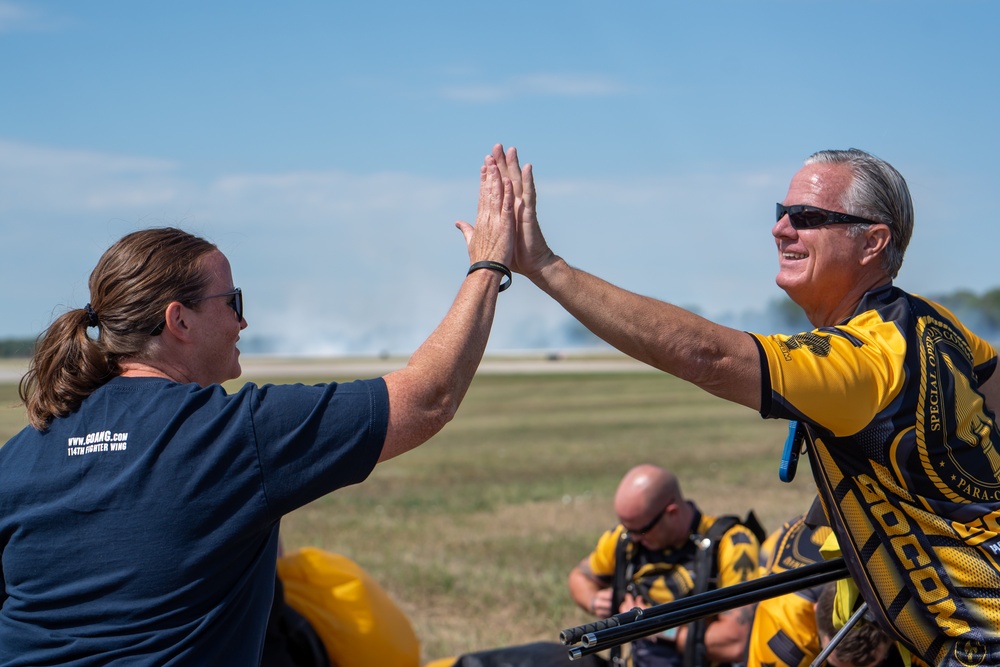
[588,526,624,580]
[746,590,820,667]
[752,311,907,436]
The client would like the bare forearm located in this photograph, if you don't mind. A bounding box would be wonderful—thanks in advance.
[380,269,500,461]
[378,154,514,462]
[569,565,613,617]
[568,567,600,612]
[530,256,761,410]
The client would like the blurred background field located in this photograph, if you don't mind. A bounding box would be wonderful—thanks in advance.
[0,355,818,664]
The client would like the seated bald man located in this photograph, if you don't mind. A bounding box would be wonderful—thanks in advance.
[568,464,762,667]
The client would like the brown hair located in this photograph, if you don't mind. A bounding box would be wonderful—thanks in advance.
[815,582,891,666]
[19,227,218,430]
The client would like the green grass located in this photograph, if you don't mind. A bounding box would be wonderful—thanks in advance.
[0,362,819,664]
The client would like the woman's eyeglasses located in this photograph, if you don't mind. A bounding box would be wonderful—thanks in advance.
[192,288,243,321]
[149,287,243,336]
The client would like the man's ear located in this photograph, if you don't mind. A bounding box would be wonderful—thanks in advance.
[860,225,891,266]
[162,301,194,341]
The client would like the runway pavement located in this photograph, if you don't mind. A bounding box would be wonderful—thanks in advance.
[0,352,657,384]
[238,352,656,378]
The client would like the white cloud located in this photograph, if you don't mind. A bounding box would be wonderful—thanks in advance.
[13,138,960,355]
[0,140,482,350]
[0,2,31,30]
[0,140,181,213]
[210,170,468,222]
[0,138,795,353]
[0,1,68,32]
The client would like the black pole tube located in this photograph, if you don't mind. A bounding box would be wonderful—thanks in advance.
[564,558,850,660]
[809,602,868,667]
[580,565,848,649]
[561,557,848,645]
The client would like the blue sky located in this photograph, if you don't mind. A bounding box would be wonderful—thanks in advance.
[2,1,998,355]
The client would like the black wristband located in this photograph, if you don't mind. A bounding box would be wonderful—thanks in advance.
[467,260,512,292]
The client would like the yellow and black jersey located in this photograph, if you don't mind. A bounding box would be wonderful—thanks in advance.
[752,283,1000,666]
[747,586,822,667]
[747,515,831,667]
[759,513,832,575]
[588,504,761,606]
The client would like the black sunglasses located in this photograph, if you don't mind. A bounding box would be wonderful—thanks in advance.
[149,287,243,336]
[625,505,667,536]
[776,203,878,230]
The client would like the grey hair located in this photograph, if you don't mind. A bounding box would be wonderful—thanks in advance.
[805,148,913,279]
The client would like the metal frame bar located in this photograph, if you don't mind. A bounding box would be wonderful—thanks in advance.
[561,558,850,661]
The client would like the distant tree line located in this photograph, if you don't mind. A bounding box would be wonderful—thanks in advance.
[770,287,1000,342]
[0,338,35,359]
[933,288,1000,337]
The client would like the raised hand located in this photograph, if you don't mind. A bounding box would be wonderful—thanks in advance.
[456,155,515,268]
[490,143,556,278]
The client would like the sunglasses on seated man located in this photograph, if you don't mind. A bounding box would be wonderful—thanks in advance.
[149,288,243,336]
[624,504,669,537]
[776,203,879,230]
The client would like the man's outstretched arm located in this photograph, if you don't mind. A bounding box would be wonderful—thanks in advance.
[496,144,762,411]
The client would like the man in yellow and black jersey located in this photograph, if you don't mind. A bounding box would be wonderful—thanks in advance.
[569,465,761,667]
[497,143,1000,666]
[747,513,833,667]
[751,285,999,666]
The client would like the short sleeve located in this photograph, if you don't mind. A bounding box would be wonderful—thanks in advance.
[750,312,905,436]
[588,526,625,580]
[248,378,389,517]
[716,524,761,588]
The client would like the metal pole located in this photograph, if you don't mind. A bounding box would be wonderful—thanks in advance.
[564,558,850,660]
[562,557,848,646]
[809,602,869,667]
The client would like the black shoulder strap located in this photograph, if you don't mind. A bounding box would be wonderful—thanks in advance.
[740,509,767,544]
[703,515,743,587]
[706,514,740,544]
[609,531,633,666]
[611,529,632,613]
[683,516,735,667]
[683,512,765,667]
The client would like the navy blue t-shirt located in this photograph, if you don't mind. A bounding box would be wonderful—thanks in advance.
[0,375,388,666]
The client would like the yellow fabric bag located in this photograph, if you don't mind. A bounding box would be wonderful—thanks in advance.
[277,547,420,667]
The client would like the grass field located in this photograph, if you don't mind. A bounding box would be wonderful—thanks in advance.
[0,356,819,664]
